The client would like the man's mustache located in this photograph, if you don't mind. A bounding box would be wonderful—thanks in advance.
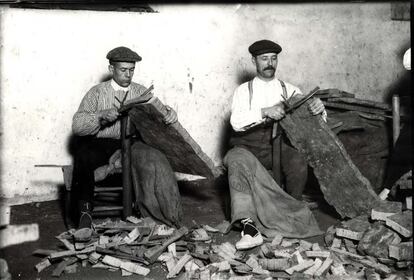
[264,66,275,71]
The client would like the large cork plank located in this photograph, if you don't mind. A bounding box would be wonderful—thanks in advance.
[279,96,393,218]
[125,97,219,179]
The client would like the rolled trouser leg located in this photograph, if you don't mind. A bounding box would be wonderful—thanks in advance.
[224,147,260,224]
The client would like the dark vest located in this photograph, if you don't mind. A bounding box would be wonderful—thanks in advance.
[229,79,288,170]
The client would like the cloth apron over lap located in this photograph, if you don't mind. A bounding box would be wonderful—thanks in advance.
[130,141,183,228]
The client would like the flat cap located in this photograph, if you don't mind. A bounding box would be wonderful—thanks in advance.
[106,46,142,62]
[248,40,282,56]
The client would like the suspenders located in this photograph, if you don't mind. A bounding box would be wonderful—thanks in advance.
[248,79,288,109]
[248,80,253,110]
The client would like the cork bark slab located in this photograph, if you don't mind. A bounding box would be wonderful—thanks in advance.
[279,98,392,218]
[127,97,219,179]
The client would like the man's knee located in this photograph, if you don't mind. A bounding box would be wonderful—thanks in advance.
[132,142,169,165]
[224,147,257,169]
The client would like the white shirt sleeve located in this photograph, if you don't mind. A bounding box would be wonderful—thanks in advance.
[230,84,263,132]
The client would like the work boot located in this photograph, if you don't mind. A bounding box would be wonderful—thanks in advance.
[78,201,93,229]
[235,218,263,250]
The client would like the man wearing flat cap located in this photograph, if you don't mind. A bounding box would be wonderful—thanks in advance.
[71,46,182,230]
[224,39,325,250]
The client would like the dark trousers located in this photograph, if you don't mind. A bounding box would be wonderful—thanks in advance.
[230,126,308,200]
[71,137,121,205]
[70,136,183,227]
[272,134,308,200]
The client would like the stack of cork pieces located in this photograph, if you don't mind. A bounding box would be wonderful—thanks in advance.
[32,210,412,279]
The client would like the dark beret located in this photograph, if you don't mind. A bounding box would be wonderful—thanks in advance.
[106,46,142,62]
[248,40,282,56]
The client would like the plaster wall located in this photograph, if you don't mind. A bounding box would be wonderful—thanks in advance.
[0,3,409,203]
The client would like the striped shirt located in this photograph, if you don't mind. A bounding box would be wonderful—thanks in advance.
[72,80,147,139]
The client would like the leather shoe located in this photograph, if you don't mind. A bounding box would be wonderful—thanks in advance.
[235,232,263,250]
[78,201,93,229]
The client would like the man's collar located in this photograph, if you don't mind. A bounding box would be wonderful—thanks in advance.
[111,79,130,92]
[254,76,277,83]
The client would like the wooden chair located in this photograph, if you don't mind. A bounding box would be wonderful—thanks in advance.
[62,115,133,228]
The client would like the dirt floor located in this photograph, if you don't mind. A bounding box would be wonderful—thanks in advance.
[0,180,341,280]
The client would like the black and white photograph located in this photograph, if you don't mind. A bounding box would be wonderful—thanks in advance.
[0,1,411,279]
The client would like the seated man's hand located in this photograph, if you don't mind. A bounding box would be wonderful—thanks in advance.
[261,104,286,121]
[98,108,119,125]
[308,98,325,115]
[163,105,178,125]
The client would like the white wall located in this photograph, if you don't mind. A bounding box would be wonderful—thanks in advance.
[0,3,410,204]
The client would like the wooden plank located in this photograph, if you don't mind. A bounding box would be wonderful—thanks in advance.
[33,249,58,257]
[312,243,321,251]
[407,197,412,210]
[56,236,75,251]
[285,259,314,275]
[258,258,289,271]
[371,203,402,221]
[279,96,395,218]
[52,257,77,277]
[335,228,363,241]
[323,101,391,116]
[356,258,392,275]
[166,253,192,278]
[330,238,342,248]
[303,258,323,276]
[273,248,292,258]
[95,247,148,265]
[270,234,283,248]
[246,257,269,275]
[329,247,363,259]
[314,257,333,277]
[120,261,150,276]
[389,242,413,261]
[126,97,219,179]
[144,227,188,264]
[123,227,140,244]
[102,255,123,267]
[298,240,313,252]
[0,223,39,248]
[49,246,95,260]
[327,97,392,111]
[315,88,355,99]
[358,112,386,121]
[88,252,102,264]
[385,211,413,238]
[305,251,330,258]
[35,258,51,273]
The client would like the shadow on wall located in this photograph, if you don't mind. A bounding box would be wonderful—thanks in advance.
[100,73,112,83]
[237,69,255,86]
[218,114,232,160]
[217,69,257,160]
